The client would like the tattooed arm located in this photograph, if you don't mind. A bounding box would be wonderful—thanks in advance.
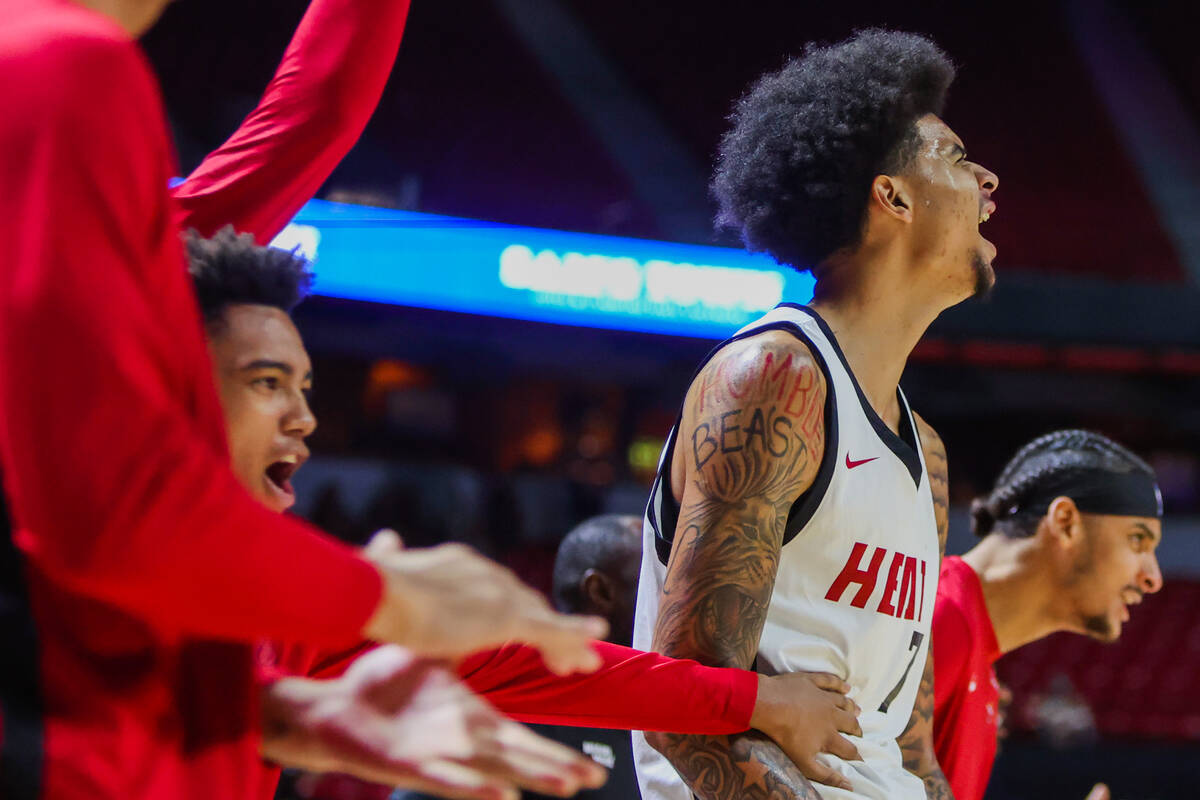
[896,414,954,800]
[646,332,854,799]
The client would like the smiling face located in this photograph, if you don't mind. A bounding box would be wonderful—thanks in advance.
[895,114,999,301]
[207,304,315,513]
[1061,511,1164,642]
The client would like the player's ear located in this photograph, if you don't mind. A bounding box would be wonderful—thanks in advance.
[580,568,616,614]
[870,175,913,224]
[1045,496,1083,548]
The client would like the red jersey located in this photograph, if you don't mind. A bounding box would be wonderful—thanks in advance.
[0,1,407,798]
[932,556,1002,800]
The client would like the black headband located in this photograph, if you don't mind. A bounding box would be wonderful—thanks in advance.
[1009,467,1163,519]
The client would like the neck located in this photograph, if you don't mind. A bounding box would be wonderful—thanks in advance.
[808,248,945,430]
[961,535,1072,654]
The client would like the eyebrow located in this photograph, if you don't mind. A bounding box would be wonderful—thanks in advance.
[239,359,313,382]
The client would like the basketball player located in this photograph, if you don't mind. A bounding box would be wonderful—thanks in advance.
[0,3,605,799]
[930,430,1162,800]
[187,228,862,792]
[633,29,998,800]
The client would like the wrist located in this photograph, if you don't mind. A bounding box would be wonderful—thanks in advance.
[748,673,771,732]
[260,677,309,749]
[360,561,415,644]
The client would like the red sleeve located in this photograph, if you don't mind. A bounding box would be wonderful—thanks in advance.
[171,0,410,242]
[0,32,381,645]
[458,642,758,734]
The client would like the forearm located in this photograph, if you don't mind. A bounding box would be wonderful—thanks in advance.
[459,641,757,733]
[173,0,411,241]
[914,763,953,800]
[648,730,823,800]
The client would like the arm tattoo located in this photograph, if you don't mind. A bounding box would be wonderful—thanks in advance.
[648,337,827,800]
[653,731,825,800]
[898,651,954,800]
[896,414,955,800]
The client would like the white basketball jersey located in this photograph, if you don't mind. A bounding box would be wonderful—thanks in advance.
[632,304,939,800]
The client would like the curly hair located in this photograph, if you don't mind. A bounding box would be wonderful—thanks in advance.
[185,226,313,328]
[971,430,1155,538]
[711,29,956,275]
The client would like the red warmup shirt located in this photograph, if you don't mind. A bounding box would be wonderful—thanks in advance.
[271,640,758,734]
[459,642,756,732]
[932,556,1002,800]
[0,0,407,798]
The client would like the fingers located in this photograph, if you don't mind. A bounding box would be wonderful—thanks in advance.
[364,529,404,558]
[456,720,606,798]
[824,733,861,763]
[520,613,609,675]
[346,757,517,800]
[805,672,851,694]
[832,692,861,717]
[1084,783,1110,800]
[493,718,608,789]
[834,706,863,738]
[798,756,854,792]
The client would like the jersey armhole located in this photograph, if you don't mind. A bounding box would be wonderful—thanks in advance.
[650,321,839,564]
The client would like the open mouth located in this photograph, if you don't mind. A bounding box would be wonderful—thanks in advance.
[264,455,301,505]
[979,200,997,225]
[978,202,997,259]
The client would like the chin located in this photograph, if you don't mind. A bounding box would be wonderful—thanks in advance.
[1081,614,1121,643]
[970,253,995,299]
[255,481,292,514]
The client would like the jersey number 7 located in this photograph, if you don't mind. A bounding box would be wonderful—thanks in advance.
[879,631,925,713]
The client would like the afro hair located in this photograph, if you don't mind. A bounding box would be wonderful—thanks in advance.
[711,29,956,275]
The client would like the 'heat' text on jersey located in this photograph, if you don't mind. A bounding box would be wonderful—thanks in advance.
[824,541,928,621]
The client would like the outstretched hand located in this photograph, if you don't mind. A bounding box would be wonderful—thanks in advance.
[261,645,608,800]
[361,530,608,674]
[750,671,863,791]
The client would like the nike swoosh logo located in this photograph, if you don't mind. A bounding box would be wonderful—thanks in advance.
[845,454,880,469]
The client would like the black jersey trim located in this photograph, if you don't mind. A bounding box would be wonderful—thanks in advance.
[0,502,45,800]
[778,304,923,487]
[651,319,839,565]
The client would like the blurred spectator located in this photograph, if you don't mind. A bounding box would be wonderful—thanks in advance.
[1031,674,1099,750]
[551,515,642,648]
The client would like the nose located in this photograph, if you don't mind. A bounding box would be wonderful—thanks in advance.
[1138,553,1163,595]
[975,163,998,194]
[285,390,317,439]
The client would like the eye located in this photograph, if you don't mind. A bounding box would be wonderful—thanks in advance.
[1129,532,1150,551]
[252,376,280,391]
